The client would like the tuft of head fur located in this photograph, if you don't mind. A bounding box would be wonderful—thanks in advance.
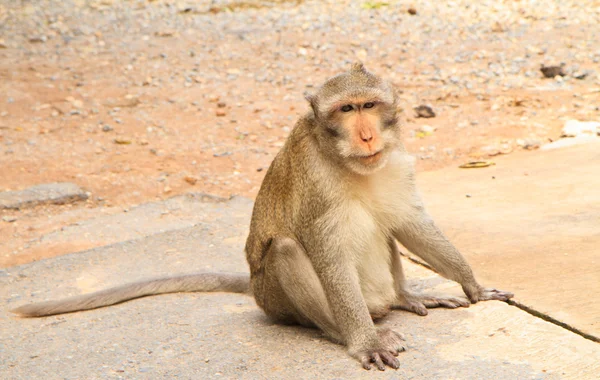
[307,62,396,118]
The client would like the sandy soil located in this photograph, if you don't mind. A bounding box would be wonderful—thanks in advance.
[0,0,599,266]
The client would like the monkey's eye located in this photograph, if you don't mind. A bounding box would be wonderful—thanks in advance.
[340,104,353,112]
[363,102,375,109]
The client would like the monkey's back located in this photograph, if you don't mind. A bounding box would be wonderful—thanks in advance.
[245,115,334,305]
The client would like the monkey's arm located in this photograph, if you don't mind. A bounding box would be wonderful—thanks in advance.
[393,210,513,303]
[309,246,403,370]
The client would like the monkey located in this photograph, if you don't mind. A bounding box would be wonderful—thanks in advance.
[10,63,513,371]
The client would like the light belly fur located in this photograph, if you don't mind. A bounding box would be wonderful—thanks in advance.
[356,229,396,313]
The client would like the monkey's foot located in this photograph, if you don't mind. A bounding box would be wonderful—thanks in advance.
[462,285,514,303]
[392,292,470,316]
[350,328,405,371]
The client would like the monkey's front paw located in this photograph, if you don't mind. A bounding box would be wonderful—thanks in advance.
[463,285,514,303]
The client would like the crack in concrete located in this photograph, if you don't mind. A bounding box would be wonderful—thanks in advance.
[506,299,599,343]
[401,253,600,344]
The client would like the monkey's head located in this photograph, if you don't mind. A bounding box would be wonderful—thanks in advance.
[305,63,400,175]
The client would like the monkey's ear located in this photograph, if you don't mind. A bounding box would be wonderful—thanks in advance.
[351,62,366,73]
[304,91,319,117]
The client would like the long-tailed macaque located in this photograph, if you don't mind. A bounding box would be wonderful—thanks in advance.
[11,63,513,370]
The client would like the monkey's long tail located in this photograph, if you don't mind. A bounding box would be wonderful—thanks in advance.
[10,272,251,318]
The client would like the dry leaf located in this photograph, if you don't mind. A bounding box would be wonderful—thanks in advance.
[459,161,496,169]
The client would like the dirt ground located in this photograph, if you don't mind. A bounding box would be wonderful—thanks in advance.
[0,0,599,266]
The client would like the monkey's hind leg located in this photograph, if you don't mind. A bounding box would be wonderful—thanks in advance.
[389,239,470,316]
[261,237,343,343]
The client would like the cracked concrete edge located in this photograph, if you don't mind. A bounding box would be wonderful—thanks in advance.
[0,182,88,210]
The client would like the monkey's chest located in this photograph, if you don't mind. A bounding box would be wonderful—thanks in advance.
[339,203,397,312]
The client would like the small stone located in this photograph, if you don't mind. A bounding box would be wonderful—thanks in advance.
[2,216,17,222]
[184,176,198,185]
[407,7,417,15]
[0,39,7,49]
[216,109,226,117]
[104,96,140,108]
[418,125,436,134]
[213,151,232,157]
[29,35,47,43]
[540,64,565,78]
[414,105,435,118]
[573,71,591,80]
[217,102,227,108]
[491,22,504,33]
[516,138,541,150]
[102,124,113,132]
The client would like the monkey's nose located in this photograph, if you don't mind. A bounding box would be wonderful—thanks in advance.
[359,129,374,142]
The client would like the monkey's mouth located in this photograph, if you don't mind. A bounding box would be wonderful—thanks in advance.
[357,150,383,164]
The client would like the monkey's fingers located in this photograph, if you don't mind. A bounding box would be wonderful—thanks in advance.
[360,355,372,370]
[466,287,514,303]
[373,352,386,371]
[379,351,400,369]
[357,349,400,371]
[481,288,514,301]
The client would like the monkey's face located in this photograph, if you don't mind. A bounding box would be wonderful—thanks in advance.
[322,100,400,175]
[307,63,401,175]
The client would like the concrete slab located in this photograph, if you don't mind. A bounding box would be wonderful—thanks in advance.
[0,182,88,210]
[0,193,237,267]
[416,141,600,339]
[2,196,599,379]
[36,193,233,249]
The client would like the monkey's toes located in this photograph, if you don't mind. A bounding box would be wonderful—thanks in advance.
[420,295,470,309]
[391,298,428,316]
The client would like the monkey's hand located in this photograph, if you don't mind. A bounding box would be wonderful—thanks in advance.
[462,283,514,303]
[349,328,405,371]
